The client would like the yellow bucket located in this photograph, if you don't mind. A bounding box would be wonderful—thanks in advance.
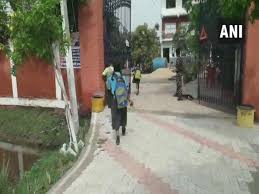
[92,93,104,113]
[237,105,255,128]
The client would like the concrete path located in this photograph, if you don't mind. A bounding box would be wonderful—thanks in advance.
[61,68,259,194]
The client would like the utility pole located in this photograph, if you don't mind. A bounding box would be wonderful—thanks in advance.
[125,39,129,68]
[60,0,80,133]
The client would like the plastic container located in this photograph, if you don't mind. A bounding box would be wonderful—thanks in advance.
[152,58,167,70]
[92,92,104,113]
[237,105,255,128]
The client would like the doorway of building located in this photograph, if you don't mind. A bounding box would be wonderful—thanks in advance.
[163,48,170,63]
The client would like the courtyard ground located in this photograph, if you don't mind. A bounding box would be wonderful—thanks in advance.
[50,68,259,194]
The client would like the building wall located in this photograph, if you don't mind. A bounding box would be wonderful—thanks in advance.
[16,57,56,99]
[79,0,105,113]
[243,20,259,119]
[0,53,83,108]
[161,15,189,60]
[0,52,12,97]
[161,0,187,17]
[162,16,189,31]
[161,0,189,58]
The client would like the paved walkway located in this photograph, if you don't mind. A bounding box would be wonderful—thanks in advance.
[62,68,259,194]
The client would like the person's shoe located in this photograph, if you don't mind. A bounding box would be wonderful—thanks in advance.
[178,98,183,101]
[116,136,120,145]
[122,127,126,136]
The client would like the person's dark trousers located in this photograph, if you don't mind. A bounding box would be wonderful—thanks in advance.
[176,72,183,100]
[107,89,112,108]
[111,96,116,129]
[104,87,111,108]
[135,79,140,95]
[111,97,127,145]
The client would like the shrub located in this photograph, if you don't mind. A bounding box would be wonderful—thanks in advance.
[15,151,76,194]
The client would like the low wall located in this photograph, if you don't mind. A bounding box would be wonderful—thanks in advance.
[0,52,82,109]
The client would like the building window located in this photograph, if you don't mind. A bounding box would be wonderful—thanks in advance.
[165,23,176,34]
[166,0,176,9]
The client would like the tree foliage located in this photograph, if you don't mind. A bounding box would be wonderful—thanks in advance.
[0,1,9,49]
[185,0,258,21]
[9,0,68,67]
[0,0,88,70]
[172,25,197,56]
[182,0,259,56]
[131,24,160,66]
[219,0,259,21]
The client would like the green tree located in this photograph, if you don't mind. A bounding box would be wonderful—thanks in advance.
[131,24,160,70]
[8,0,68,67]
[172,25,196,55]
[0,0,9,49]
[172,26,187,51]
[219,0,259,21]
[182,0,259,58]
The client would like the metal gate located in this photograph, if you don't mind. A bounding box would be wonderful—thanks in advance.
[103,0,131,67]
[197,1,244,109]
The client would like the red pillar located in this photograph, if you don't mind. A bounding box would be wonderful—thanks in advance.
[0,51,12,97]
[243,20,259,119]
[78,0,105,113]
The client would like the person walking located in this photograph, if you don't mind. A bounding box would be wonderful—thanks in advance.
[109,64,133,145]
[102,64,114,108]
[175,48,184,101]
[133,64,142,95]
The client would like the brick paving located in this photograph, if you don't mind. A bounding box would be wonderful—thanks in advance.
[62,69,259,194]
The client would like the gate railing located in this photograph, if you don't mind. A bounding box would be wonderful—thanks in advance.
[103,0,131,67]
[198,43,243,109]
[196,0,244,109]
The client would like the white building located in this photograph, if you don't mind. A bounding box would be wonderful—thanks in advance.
[160,0,190,63]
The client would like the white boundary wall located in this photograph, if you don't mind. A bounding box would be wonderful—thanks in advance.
[0,98,65,109]
[0,71,65,109]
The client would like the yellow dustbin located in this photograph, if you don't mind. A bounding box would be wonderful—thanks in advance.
[92,92,104,113]
[237,105,255,128]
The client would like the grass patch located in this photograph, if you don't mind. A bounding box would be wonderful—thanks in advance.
[0,161,13,194]
[0,107,69,149]
[0,107,91,194]
[1,152,77,194]
[15,151,76,194]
